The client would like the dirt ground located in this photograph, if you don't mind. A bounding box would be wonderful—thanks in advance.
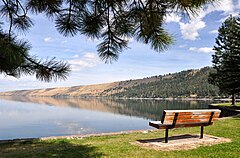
[134,134,231,151]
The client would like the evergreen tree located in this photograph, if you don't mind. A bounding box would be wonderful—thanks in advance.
[209,15,240,105]
[113,67,219,98]
[0,30,70,81]
[0,0,216,81]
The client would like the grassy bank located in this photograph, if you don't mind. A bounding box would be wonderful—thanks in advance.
[212,102,240,106]
[0,116,239,158]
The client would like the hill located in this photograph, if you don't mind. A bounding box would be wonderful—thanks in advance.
[0,67,219,98]
[112,67,219,98]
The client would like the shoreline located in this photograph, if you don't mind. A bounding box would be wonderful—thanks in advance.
[1,95,239,101]
[0,129,154,143]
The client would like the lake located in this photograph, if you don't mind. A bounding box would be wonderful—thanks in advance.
[0,96,212,140]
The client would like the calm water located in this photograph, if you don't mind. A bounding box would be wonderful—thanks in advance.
[0,96,212,140]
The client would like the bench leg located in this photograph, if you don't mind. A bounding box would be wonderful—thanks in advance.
[165,128,168,143]
[200,126,204,139]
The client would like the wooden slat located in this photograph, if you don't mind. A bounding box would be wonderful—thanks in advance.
[176,118,217,124]
[162,118,219,125]
[178,112,220,117]
[162,110,220,125]
[149,122,214,129]
[164,113,219,120]
[166,122,213,129]
[164,109,221,113]
[213,112,221,118]
[164,111,220,116]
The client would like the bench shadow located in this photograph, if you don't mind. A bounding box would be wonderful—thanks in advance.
[137,134,199,143]
[0,138,104,158]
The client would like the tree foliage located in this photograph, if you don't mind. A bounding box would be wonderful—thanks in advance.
[113,67,219,98]
[0,0,217,81]
[0,29,70,81]
[209,15,240,105]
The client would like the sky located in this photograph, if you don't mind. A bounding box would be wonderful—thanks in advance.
[0,0,240,92]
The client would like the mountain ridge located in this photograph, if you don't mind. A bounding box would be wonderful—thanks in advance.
[0,66,219,98]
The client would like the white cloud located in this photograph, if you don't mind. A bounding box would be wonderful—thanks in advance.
[44,37,68,44]
[179,44,187,48]
[73,54,79,58]
[44,37,54,43]
[189,47,214,53]
[178,0,236,41]
[68,53,101,71]
[83,53,96,60]
[165,13,181,23]
[215,0,240,22]
[212,0,234,14]
[0,75,19,82]
[209,29,218,34]
[87,38,100,43]
[179,20,206,40]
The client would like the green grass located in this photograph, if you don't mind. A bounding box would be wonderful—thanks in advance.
[212,102,240,106]
[0,116,239,158]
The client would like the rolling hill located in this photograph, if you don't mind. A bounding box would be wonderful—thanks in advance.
[0,67,219,98]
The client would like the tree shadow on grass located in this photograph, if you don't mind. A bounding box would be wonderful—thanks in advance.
[0,138,104,158]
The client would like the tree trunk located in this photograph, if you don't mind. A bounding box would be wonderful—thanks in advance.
[231,93,236,106]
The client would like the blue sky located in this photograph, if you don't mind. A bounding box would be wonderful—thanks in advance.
[0,0,240,92]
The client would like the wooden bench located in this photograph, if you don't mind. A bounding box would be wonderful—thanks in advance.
[149,109,221,143]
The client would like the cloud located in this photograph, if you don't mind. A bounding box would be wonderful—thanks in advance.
[209,30,218,34]
[220,0,235,13]
[0,75,19,82]
[73,54,79,58]
[179,44,187,48]
[44,37,68,44]
[189,47,214,53]
[44,37,54,43]
[178,0,236,40]
[179,20,206,40]
[68,53,101,71]
[87,38,100,43]
[165,13,181,23]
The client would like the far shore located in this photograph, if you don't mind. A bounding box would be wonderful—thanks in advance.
[0,95,239,102]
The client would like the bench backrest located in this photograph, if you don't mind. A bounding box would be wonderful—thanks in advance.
[161,109,221,125]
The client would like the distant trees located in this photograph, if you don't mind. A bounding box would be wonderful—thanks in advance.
[114,67,219,98]
[209,15,240,105]
[0,0,217,81]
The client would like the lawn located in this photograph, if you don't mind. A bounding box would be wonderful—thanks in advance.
[212,102,240,106]
[0,116,239,158]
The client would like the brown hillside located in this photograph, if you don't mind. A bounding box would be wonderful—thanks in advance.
[0,76,161,97]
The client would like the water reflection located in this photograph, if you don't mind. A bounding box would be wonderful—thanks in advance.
[0,96,212,140]
[0,96,210,120]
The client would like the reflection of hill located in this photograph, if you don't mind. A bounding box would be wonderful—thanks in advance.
[0,96,210,120]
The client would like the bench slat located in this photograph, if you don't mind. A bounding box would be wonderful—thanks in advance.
[163,113,220,124]
[162,110,220,124]
[163,118,219,124]
[149,121,214,129]
[164,111,220,116]
[164,109,221,113]
[164,113,219,120]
